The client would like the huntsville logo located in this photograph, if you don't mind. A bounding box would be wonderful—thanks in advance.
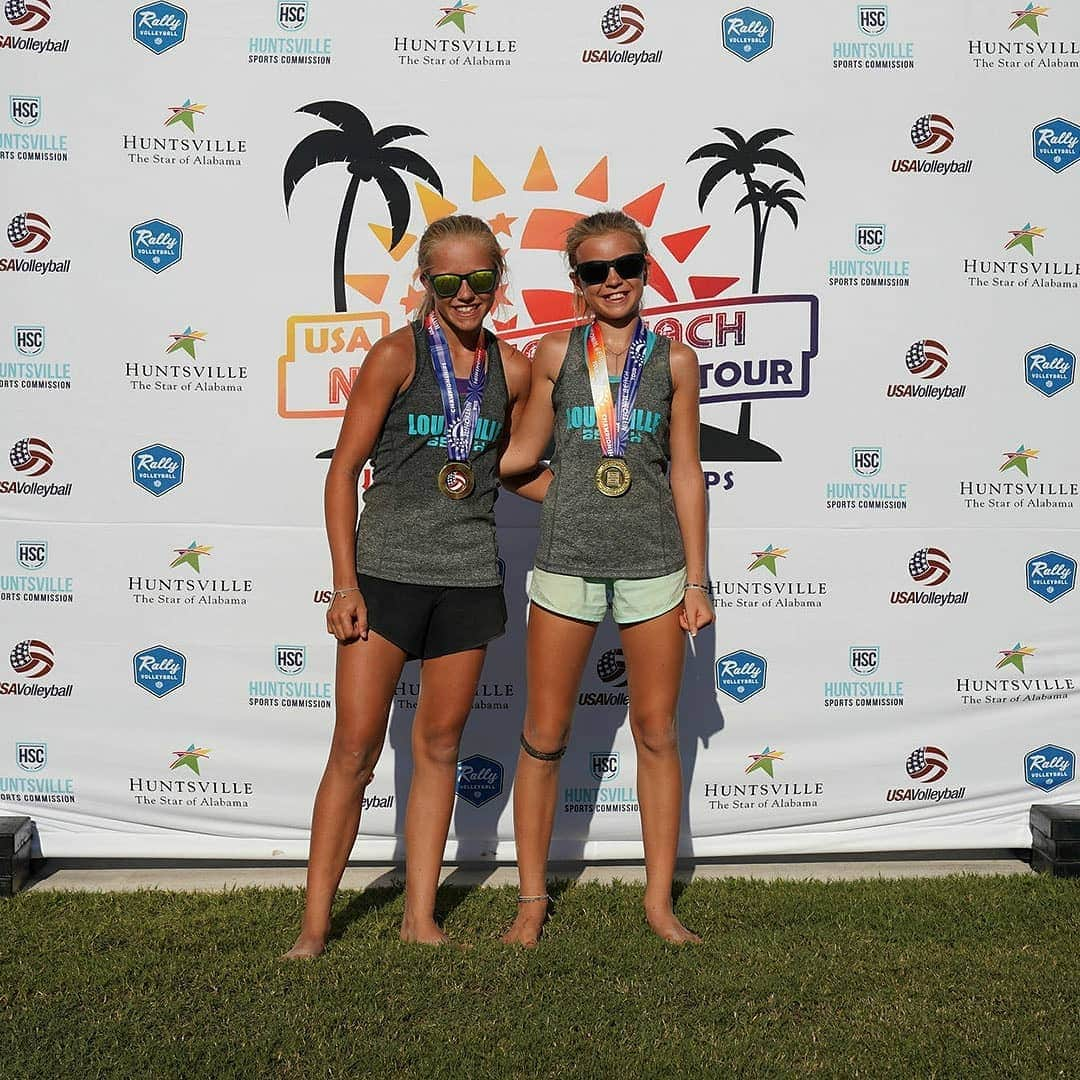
[957,642,1074,705]
[122,102,247,170]
[393,2,515,67]
[0,0,70,54]
[969,5,1079,70]
[3,539,74,603]
[825,645,903,708]
[892,114,973,174]
[960,447,1076,513]
[825,444,908,511]
[828,222,909,287]
[703,749,825,811]
[710,546,828,610]
[129,747,255,809]
[584,5,660,65]
[249,645,330,709]
[251,1,332,64]
[128,541,253,608]
[125,327,247,394]
[1,94,69,163]
[833,4,915,70]
[966,225,1080,290]
[891,547,969,606]
[564,750,638,815]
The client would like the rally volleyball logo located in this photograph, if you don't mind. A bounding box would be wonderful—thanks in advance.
[6,211,50,252]
[280,101,818,465]
[601,5,644,43]
[4,0,50,31]
[9,436,53,476]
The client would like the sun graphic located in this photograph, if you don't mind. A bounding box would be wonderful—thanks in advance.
[339,146,742,340]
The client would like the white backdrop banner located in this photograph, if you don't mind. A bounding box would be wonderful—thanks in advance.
[2,0,1078,858]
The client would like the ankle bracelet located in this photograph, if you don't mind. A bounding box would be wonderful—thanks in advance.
[517,893,551,904]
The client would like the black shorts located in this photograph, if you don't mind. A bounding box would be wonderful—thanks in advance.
[357,574,506,661]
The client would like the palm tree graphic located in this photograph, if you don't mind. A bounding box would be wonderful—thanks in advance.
[687,127,805,461]
[284,101,443,313]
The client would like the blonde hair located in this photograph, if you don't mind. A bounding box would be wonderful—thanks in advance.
[564,210,649,318]
[416,214,505,322]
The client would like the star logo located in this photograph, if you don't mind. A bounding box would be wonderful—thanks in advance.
[170,744,211,774]
[487,212,518,237]
[1000,444,1039,475]
[996,642,1036,673]
[435,1,478,32]
[399,281,427,318]
[166,326,206,359]
[169,541,213,573]
[165,99,206,133]
[1005,223,1046,255]
[745,747,784,777]
[1009,4,1050,34]
[747,544,789,575]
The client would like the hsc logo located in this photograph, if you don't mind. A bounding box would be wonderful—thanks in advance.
[1024,344,1074,398]
[274,644,306,676]
[1025,551,1075,603]
[133,644,186,697]
[455,754,503,807]
[277,1,308,31]
[590,751,620,781]
[722,7,773,61]
[851,446,882,477]
[131,443,184,496]
[16,539,47,569]
[1025,745,1074,791]
[132,3,187,54]
[715,649,767,701]
[849,645,880,676]
[14,325,45,355]
[130,219,183,273]
[16,741,46,771]
[857,5,887,34]
[9,94,41,126]
[1032,118,1079,174]
[855,223,886,254]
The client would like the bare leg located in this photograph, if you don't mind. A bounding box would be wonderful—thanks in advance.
[282,632,407,959]
[400,646,488,945]
[620,605,700,944]
[501,604,598,946]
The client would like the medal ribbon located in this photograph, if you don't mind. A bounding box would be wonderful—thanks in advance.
[584,319,650,459]
[425,313,488,463]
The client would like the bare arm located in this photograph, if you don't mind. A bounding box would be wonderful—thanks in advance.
[498,332,565,479]
[668,341,714,635]
[323,329,413,640]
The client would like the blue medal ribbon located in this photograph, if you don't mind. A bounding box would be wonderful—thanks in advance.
[425,313,488,463]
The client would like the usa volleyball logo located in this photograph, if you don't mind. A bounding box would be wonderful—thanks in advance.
[9,638,54,678]
[908,547,950,586]
[601,4,644,43]
[4,0,50,31]
[9,437,53,476]
[597,647,628,687]
[6,212,50,252]
[910,114,954,154]
[906,339,948,379]
[906,746,948,783]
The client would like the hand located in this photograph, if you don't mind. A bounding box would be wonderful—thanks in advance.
[679,588,714,638]
[326,590,368,644]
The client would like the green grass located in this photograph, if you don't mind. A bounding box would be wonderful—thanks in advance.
[2,877,1080,1078]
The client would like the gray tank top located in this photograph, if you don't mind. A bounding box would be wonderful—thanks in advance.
[535,326,685,579]
[355,321,508,587]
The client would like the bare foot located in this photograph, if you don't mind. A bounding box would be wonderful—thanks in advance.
[281,933,327,960]
[645,907,702,945]
[499,901,550,947]
[399,916,450,946]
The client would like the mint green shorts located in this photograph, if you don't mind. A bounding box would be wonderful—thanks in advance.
[528,567,687,625]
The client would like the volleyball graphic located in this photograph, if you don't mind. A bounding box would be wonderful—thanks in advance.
[9,436,53,476]
[597,647,628,687]
[910,113,954,154]
[443,467,469,495]
[4,0,50,31]
[6,212,51,253]
[10,639,55,679]
[905,339,949,379]
[906,746,948,783]
[908,547,951,587]
[601,4,645,43]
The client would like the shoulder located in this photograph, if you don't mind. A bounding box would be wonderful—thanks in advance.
[664,338,699,388]
[496,339,531,398]
[364,324,416,385]
[533,328,575,377]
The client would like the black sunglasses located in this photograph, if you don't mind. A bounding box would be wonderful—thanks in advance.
[573,252,647,287]
[426,268,498,299]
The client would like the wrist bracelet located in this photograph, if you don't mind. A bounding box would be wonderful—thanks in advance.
[328,587,361,605]
[684,582,710,594]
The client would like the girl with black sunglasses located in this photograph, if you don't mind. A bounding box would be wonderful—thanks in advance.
[285,214,544,956]
[499,209,713,946]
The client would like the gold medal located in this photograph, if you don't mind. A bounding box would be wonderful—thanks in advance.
[595,456,631,497]
[438,461,475,499]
